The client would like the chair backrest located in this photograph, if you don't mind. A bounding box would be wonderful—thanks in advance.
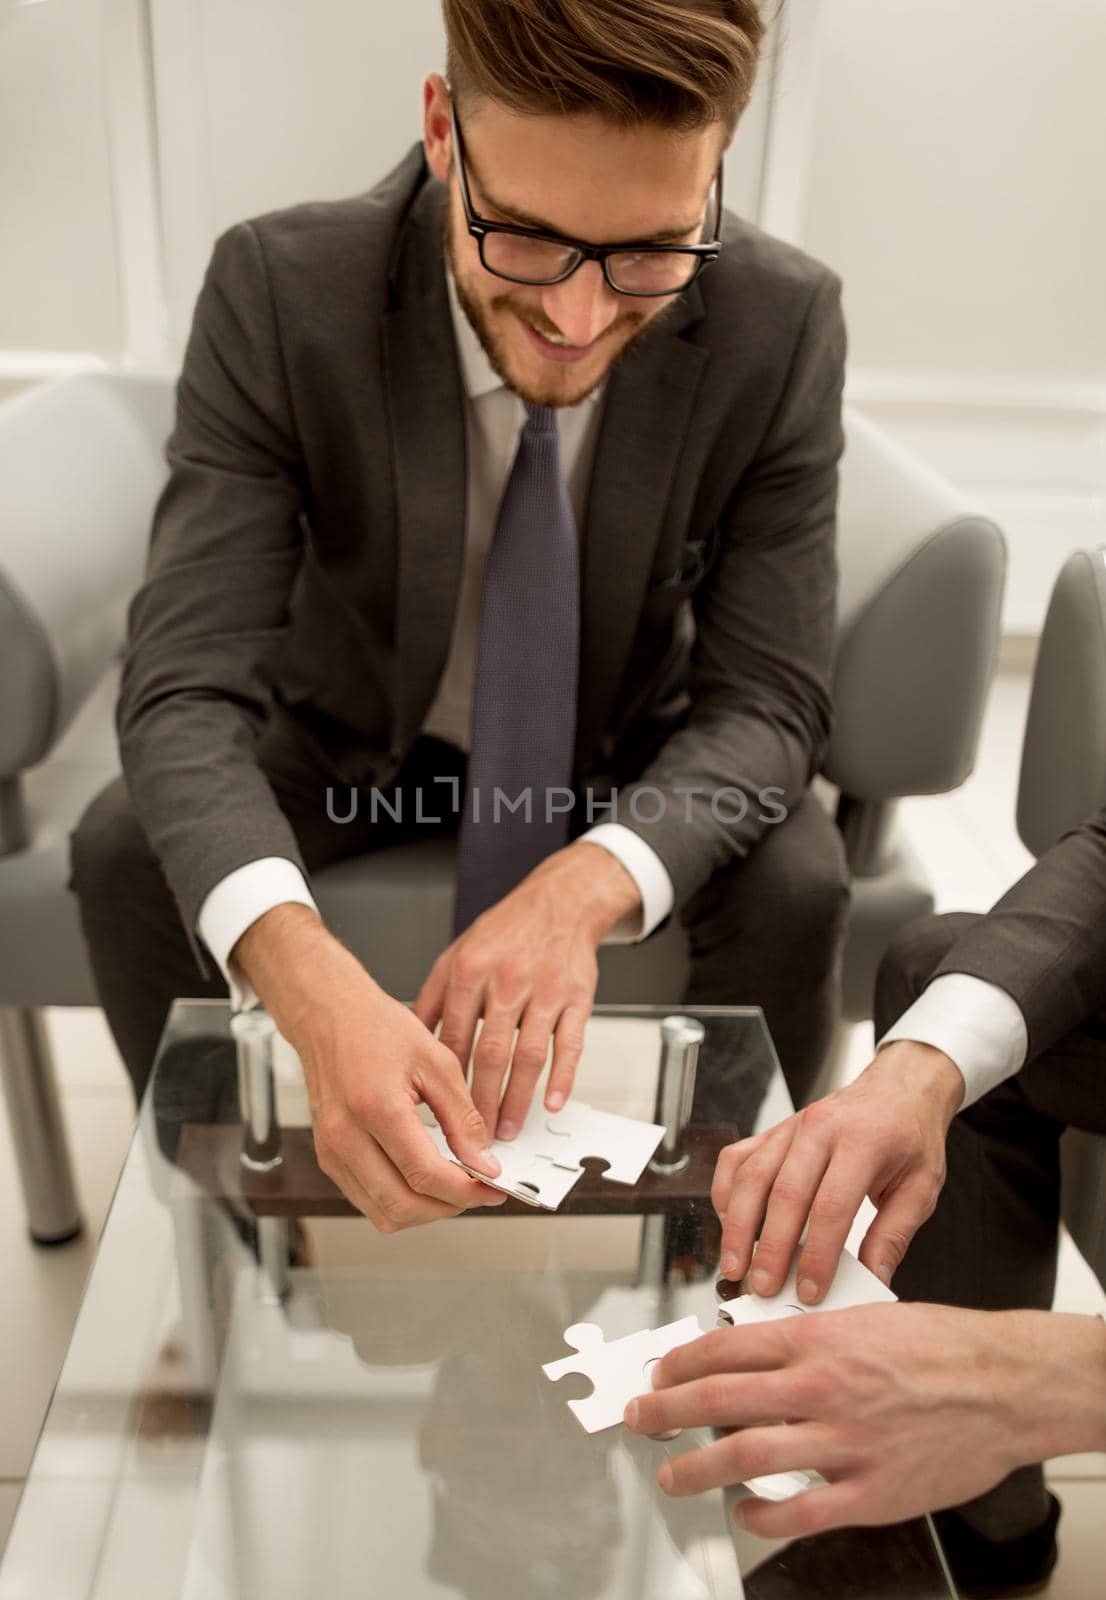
[825,407,1006,801]
[1017,547,1106,859]
[0,372,174,777]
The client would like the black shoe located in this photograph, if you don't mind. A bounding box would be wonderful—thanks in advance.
[931,1492,1061,1599]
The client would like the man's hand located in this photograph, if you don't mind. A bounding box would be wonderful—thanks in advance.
[625,1304,1106,1537]
[235,904,507,1231]
[713,1041,965,1302]
[413,841,641,1141]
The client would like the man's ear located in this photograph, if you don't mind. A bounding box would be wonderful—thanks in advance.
[423,73,453,182]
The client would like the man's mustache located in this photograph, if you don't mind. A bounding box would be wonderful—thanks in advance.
[492,296,647,344]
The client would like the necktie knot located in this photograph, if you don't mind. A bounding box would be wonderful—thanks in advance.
[524,402,556,435]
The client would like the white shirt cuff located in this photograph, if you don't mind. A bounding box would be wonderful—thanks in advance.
[197,857,319,1012]
[876,973,1029,1107]
[583,824,675,943]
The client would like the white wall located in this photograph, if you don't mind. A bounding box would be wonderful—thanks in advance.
[0,0,125,356]
[150,0,777,352]
[801,0,1106,632]
[13,0,1095,632]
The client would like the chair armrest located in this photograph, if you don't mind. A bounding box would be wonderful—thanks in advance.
[0,372,174,778]
[825,409,1006,800]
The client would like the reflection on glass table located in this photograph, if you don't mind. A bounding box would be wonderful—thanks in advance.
[0,1002,957,1599]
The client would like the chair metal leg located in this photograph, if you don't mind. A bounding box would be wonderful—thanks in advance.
[0,1006,83,1244]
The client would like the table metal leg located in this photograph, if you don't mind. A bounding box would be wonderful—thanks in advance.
[256,1216,292,1305]
[0,1005,83,1244]
[231,1009,283,1173]
[637,1015,708,1286]
[649,1015,705,1176]
[230,1010,292,1303]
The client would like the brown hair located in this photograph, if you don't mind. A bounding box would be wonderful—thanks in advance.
[442,0,766,137]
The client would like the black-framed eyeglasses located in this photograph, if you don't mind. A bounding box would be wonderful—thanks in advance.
[450,105,724,299]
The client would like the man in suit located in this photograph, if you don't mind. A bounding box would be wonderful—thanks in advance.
[71,0,849,1231]
[626,805,1106,1589]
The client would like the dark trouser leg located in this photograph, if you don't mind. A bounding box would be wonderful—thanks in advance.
[874,911,1106,1538]
[69,734,464,1105]
[680,790,851,1112]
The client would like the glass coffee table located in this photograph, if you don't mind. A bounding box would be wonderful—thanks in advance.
[0,1002,957,1598]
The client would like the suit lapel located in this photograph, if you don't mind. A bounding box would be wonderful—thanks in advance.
[383,174,468,751]
[576,302,709,767]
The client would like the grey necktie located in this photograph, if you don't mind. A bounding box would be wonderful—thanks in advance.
[453,402,580,932]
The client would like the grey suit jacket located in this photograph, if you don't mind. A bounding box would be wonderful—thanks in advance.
[117,145,846,944]
[932,806,1106,1063]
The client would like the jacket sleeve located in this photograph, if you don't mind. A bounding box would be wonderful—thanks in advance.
[616,270,845,907]
[116,221,310,972]
[931,805,1106,1063]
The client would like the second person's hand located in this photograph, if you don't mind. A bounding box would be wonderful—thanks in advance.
[712,1040,965,1302]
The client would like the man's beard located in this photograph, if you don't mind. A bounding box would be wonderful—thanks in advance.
[442,201,674,408]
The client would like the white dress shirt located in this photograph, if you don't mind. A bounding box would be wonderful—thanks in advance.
[198,270,674,1008]
[877,973,1029,1106]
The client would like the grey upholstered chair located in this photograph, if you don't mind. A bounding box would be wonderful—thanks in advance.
[0,373,1004,1243]
[1017,548,1106,1289]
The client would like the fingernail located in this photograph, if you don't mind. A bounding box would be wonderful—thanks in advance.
[798,1277,819,1304]
[750,1267,772,1296]
[546,1090,565,1112]
[721,1251,740,1279]
[657,1463,674,1493]
[650,1362,665,1390]
[732,1503,747,1528]
[624,1400,639,1428]
[496,1120,517,1142]
[877,1263,892,1286]
[482,1147,502,1176]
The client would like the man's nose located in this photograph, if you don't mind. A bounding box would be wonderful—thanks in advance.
[540,261,621,350]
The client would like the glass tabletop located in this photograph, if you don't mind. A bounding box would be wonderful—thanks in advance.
[0,1001,957,1599]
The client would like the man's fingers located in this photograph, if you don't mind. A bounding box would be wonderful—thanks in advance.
[327,1132,485,1230]
[717,1121,797,1280]
[858,1176,940,1288]
[626,1370,800,1437]
[745,1132,832,1297]
[657,1424,842,1500]
[711,1136,759,1219]
[326,1148,399,1233]
[545,1002,588,1113]
[436,960,484,1081]
[379,1074,503,1196]
[648,1323,793,1393]
[496,1004,557,1137]
[469,1005,519,1139]
[417,1042,504,1181]
[793,1154,874,1304]
[734,1481,862,1541]
[411,956,448,1033]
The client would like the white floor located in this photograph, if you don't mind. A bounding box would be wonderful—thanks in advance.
[0,667,1103,1591]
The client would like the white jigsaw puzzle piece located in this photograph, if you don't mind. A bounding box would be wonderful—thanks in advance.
[542,1317,706,1433]
[424,1095,665,1210]
[538,1100,665,1185]
[717,1246,896,1330]
[423,1120,579,1210]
